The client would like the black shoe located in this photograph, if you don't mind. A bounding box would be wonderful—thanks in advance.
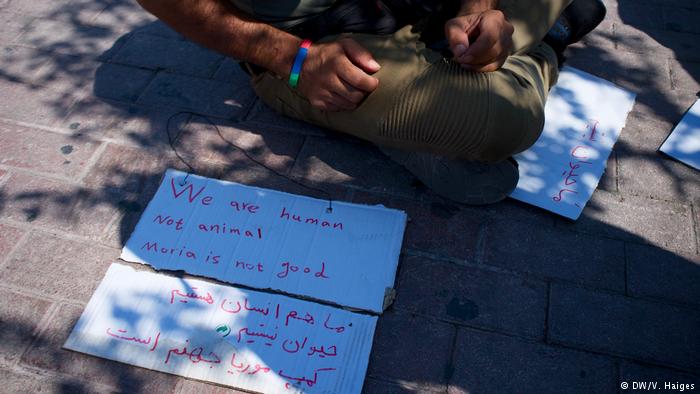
[544,0,607,64]
[381,147,520,205]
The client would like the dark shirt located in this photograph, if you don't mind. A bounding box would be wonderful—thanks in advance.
[230,0,337,28]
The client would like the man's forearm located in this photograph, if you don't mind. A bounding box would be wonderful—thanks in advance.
[459,0,499,14]
[136,0,300,77]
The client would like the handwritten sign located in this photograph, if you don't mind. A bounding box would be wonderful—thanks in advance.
[120,169,407,313]
[64,264,377,394]
[660,99,700,171]
[510,67,636,220]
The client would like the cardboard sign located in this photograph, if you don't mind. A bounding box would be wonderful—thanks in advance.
[120,169,407,313]
[64,264,377,394]
[510,67,636,220]
[660,99,700,170]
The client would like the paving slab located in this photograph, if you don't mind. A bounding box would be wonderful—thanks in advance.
[558,190,696,253]
[0,12,34,45]
[549,283,700,371]
[615,109,700,202]
[175,117,305,173]
[126,20,184,40]
[670,60,700,93]
[84,140,227,194]
[616,110,675,154]
[216,164,338,203]
[0,172,121,240]
[291,136,419,197]
[362,378,445,394]
[483,217,626,291]
[13,18,124,59]
[59,96,184,147]
[367,310,454,386]
[572,46,672,97]
[614,25,700,63]
[448,328,616,394]
[90,1,159,33]
[618,150,700,205]
[19,51,106,94]
[663,6,700,35]
[0,45,52,85]
[353,191,485,261]
[0,78,80,127]
[0,223,25,265]
[176,379,249,394]
[629,86,699,127]
[111,33,223,78]
[0,368,113,394]
[0,43,123,96]
[92,63,156,103]
[238,99,329,137]
[564,46,619,84]
[394,255,547,339]
[649,0,700,11]
[0,233,117,303]
[137,72,255,119]
[0,288,52,365]
[575,18,615,50]
[0,119,101,178]
[82,143,172,194]
[597,152,618,193]
[626,242,700,308]
[212,58,249,83]
[609,0,664,30]
[613,55,672,100]
[1,0,108,25]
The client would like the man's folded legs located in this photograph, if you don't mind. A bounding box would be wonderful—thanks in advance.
[250,0,608,204]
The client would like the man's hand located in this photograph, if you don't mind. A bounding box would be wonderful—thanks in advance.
[445,9,514,72]
[297,38,380,112]
[135,0,379,112]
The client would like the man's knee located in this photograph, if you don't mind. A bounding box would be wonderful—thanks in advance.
[474,68,546,162]
[374,60,547,163]
[251,45,547,165]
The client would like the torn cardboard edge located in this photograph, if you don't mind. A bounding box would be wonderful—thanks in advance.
[659,98,700,171]
[120,169,408,314]
[118,261,395,315]
[65,263,378,394]
[510,67,637,220]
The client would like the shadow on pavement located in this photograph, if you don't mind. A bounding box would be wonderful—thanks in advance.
[0,1,698,392]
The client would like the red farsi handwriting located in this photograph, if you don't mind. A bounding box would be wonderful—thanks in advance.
[170,287,214,305]
[105,328,160,352]
[164,339,221,366]
[323,313,346,333]
[279,367,337,389]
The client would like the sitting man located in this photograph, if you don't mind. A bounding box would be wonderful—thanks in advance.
[136,0,605,204]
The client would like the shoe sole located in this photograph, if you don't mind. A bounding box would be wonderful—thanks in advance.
[381,147,519,205]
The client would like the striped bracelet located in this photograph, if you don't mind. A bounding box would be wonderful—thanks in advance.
[288,39,312,88]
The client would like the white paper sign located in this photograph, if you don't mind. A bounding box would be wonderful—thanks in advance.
[660,99,700,170]
[120,169,407,313]
[509,67,636,220]
[64,264,377,394]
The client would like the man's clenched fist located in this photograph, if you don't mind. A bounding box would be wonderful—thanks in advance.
[445,9,514,72]
[297,38,380,112]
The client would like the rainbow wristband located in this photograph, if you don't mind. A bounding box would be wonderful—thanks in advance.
[288,39,312,88]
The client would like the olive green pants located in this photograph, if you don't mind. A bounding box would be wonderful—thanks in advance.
[251,0,571,162]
